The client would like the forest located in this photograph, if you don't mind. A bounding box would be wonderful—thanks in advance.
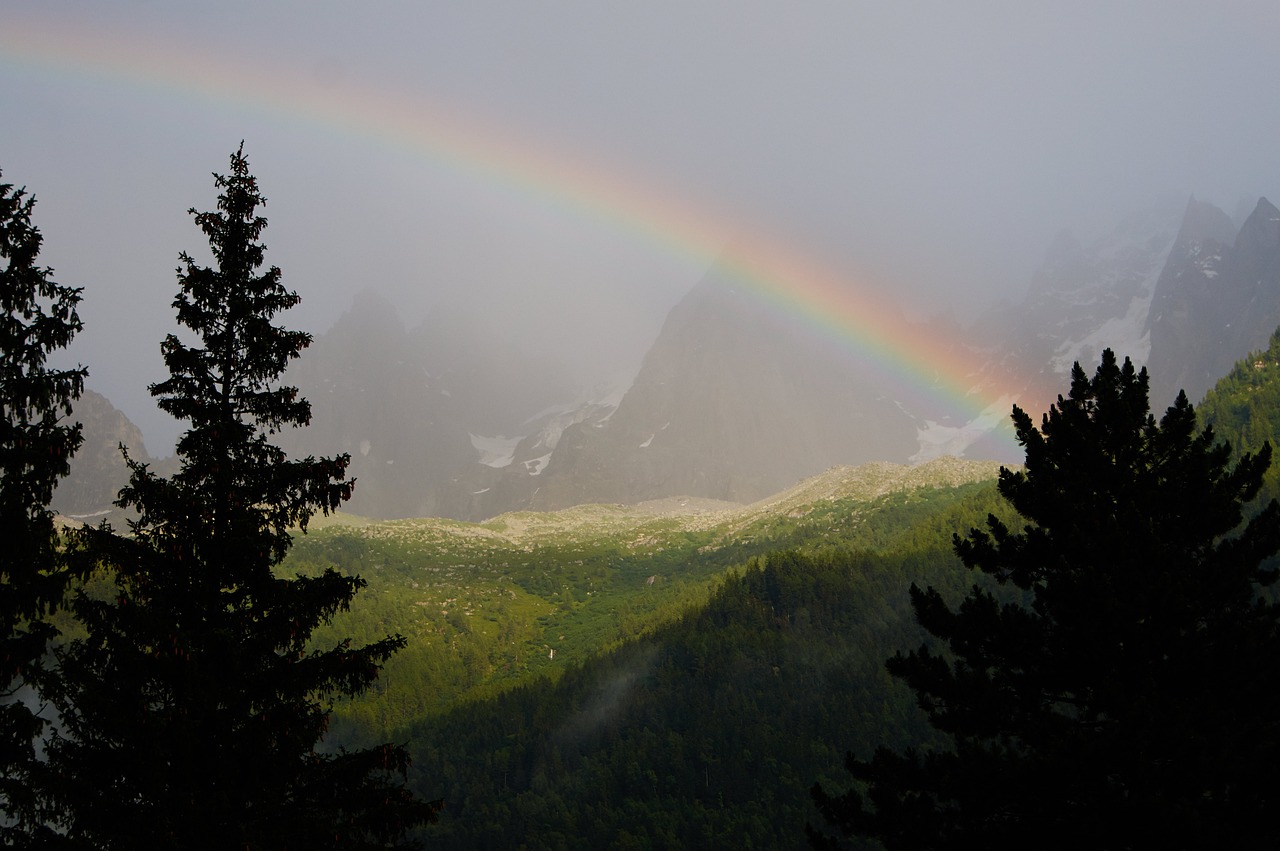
[282,479,1012,848]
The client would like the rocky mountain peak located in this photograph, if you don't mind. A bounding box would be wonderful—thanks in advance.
[511,261,923,510]
[328,287,407,341]
[52,389,152,518]
[1146,196,1280,407]
[1233,196,1280,259]
[1174,196,1237,248]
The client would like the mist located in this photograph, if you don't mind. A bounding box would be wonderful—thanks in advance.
[4,1,1280,452]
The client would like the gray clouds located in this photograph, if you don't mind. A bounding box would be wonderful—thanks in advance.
[3,1,1279,449]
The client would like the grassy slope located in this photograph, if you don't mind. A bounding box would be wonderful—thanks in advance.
[400,463,1017,848]
[286,457,1004,743]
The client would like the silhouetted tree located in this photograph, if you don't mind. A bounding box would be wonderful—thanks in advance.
[0,171,85,846]
[44,146,436,849]
[812,350,1280,850]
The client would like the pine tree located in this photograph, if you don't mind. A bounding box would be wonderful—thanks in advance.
[812,350,1280,850]
[0,172,85,845]
[44,146,436,849]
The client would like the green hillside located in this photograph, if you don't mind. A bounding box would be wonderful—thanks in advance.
[288,458,1001,740]
[1198,326,1280,507]
[283,458,1012,847]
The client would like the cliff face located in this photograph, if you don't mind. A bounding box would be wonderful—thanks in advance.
[275,291,477,519]
[964,204,1182,418]
[1147,197,1280,406]
[517,266,921,510]
[52,389,151,517]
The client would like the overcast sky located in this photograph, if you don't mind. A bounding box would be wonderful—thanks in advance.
[4,1,1280,451]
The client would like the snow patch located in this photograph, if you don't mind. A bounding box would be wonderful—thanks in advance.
[359,439,371,457]
[525,453,552,476]
[521,375,631,428]
[1050,281,1158,373]
[639,434,654,448]
[911,395,1017,463]
[470,433,521,468]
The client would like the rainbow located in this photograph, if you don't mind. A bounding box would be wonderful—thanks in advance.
[1,15,1026,451]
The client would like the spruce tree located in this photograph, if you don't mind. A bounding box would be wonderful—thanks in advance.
[44,146,435,849]
[0,172,85,845]
[812,350,1280,850]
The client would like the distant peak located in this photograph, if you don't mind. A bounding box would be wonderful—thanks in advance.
[331,288,405,334]
[1174,197,1236,248]
[1233,196,1280,254]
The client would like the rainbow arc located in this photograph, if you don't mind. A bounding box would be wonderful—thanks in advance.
[1,17,1027,450]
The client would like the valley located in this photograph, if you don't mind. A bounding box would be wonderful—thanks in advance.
[283,457,1011,847]
[291,456,1003,731]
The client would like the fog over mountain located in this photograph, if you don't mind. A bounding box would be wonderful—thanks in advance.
[58,186,1280,521]
[1147,197,1280,407]
[5,3,1280,459]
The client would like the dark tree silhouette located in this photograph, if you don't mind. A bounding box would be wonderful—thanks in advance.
[44,146,436,849]
[812,350,1280,850]
[0,171,85,845]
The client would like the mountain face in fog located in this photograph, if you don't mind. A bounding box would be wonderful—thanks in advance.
[61,193,1280,522]
[1147,197,1280,408]
[271,291,586,519]
[968,195,1280,417]
[970,204,1182,415]
[264,260,928,520]
[266,260,929,519]
[274,292,470,518]
[511,269,921,509]
[51,390,150,518]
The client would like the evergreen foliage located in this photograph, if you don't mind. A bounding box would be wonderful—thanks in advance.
[284,479,1007,747]
[0,171,86,845]
[1198,326,1280,509]
[219,467,1003,847]
[41,147,436,849]
[325,481,1009,849]
[812,350,1280,849]
[414,548,951,849]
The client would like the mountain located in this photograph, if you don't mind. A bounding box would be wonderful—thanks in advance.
[505,263,924,510]
[275,290,627,519]
[275,290,478,519]
[414,301,581,437]
[52,389,152,519]
[1147,197,1280,406]
[970,203,1182,416]
[278,267,936,520]
[968,194,1280,417]
[58,192,1280,523]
